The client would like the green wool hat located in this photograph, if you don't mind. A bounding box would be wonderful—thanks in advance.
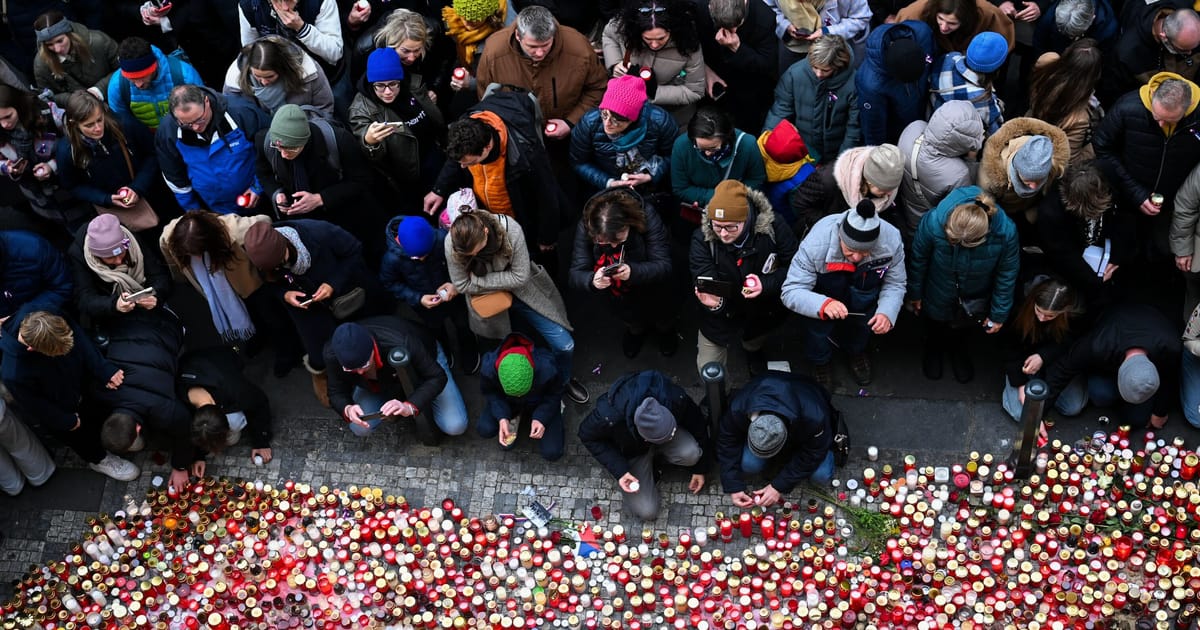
[497,353,534,397]
[453,0,500,22]
[269,104,311,148]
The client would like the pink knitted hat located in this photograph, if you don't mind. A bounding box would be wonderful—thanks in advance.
[599,75,647,121]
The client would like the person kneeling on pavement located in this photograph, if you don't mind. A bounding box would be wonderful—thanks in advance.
[782,200,906,388]
[179,347,274,475]
[478,333,565,461]
[718,372,836,508]
[325,317,468,438]
[578,370,714,521]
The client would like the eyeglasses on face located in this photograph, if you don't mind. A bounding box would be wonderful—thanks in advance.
[711,222,741,234]
[638,4,666,12]
[600,110,630,124]
[373,81,403,93]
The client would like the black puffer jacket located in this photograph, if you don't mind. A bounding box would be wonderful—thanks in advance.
[569,196,672,292]
[67,223,173,328]
[177,347,272,452]
[323,315,445,417]
[1102,0,1197,104]
[577,370,713,480]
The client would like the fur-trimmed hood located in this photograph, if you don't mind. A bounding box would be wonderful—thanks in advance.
[979,117,1070,197]
[700,186,777,243]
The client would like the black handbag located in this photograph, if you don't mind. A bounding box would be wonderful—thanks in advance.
[831,407,850,467]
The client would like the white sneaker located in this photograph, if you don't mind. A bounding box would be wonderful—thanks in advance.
[127,435,144,453]
[225,428,242,446]
[89,454,140,482]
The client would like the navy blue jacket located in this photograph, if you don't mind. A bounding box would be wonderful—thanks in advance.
[0,230,72,335]
[261,219,371,302]
[1,317,118,433]
[480,334,562,423]
[717,372,834,494]
[855,21,936,146]
[380,217,452,308]
[577,370,714,479]
[57,119,160,207]
[1033,0,1118,55]
[177,346,273,451]
[323,315,445,416]
[568,102,679,190]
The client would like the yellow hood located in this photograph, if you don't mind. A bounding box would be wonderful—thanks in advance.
[756,130,811,183]
[1140,71,1200,136]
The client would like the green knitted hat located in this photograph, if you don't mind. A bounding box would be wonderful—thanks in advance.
[269,104,311,148]
[497,353,533,397]
[453,0,500,22]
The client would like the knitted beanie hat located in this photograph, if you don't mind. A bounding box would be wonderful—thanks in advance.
[840,200,881,250]
[1012,135,1054,181]
[1117,354,1160,404]
[965,31,1008,73]
[332,323,376,369]
[395,217,437,257]
[599,75,647,122]
[497,353,534,397]
[269,104,311,148]
[763,119,808,164]
[748,413,787,458]
[634,398,677,444]
[366,47,406,83]
[242,222,288,271]
[86,214,128,257]
[453,0,501,22]
[863,144,904,190]
[706,180,750,222]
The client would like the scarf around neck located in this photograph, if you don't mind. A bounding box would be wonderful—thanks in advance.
[84,226,146,296]
[190,253,256,343]
[252,78,289,114]
[276,226,312,275]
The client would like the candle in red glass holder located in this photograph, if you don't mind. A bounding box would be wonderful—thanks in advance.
[761,517,775,540]
[720,519,733,542]
[590,505,603,521]
[739,513,753,538]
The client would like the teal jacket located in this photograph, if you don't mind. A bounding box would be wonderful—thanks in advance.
[909,186,1020,323]
[107,46,204,132]
[670,130,766,206]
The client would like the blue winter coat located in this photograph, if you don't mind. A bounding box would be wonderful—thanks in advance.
[479,333,562,423]
[259,219,371,302]
[380,217,452,308]
[57,118,160,207]
[908,186,1020,323]
[764,61,861,164]
[568,102,679,190]
[855,21,936,146]
[717,372,834,494]
[0,230,72,335]
[107,46,205,132]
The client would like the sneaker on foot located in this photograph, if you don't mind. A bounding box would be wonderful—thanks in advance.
[622,330,646,358]
[849,354,872,385]
[565,378,590,404]
[657,329,679,357]
[812,363,833,390]
[89,454,140,482]
[127,434,144,453]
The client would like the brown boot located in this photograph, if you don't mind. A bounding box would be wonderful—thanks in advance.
[303,355,330,407]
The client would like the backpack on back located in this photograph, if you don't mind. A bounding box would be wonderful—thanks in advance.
[474,83,546,153]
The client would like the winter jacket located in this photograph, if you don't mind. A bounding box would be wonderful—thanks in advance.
[1033,0,1118,56]
[601,19,707,126]
[1104,0,1197,103]
[222,45,334,117]
[569,198,672,291]
[781,212,907,323]
[479,333,562,423]
[758,130,818,222]
[978,117,1071,223]
[56,117,160,208]
[1094,72,1200,254]
[476,23,608,125]
[695,0,778,133]
[444,213,572,340]
[256,219,372,303]
[930,52,1004,135]
[763,0,872,46]
[323,315,446,417]
[833,146,900,213]
[0,0,103,78]
[908,186,1020,323]
[381,219,453,308]
[1044,303,1180,418]
[1,317,117,433]
[32,22,119,108]
[578,369,714,479]
[0,230,72,334]
[348,73,444,191]
[92,311,193,469]
[156,87,271,215]
[764,61,861,164]
[855,21,936,146]
[178,346,272,450]
[568,102,678,191]
[159,213,271,298]
[1170,162,1200,271]
[107,45,205,132]
[717,372,834,494]
[895,0,1015,54]
[67,223,173,326]
[238,0,345,80]
[432,102,567,249]
[897,101,983,234]
[671,131,767,206]
[1002,310,1076,388]
[254,123,374,218]
[1037,186,1134,296]
[690,187,799,345]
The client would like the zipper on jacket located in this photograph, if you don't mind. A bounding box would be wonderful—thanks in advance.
[552,78,558,110]
[1152,132,1171,197]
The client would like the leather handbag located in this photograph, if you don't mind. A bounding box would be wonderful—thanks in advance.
[329,287,367,320]
[470,291,513,318]
[94,196,158,232]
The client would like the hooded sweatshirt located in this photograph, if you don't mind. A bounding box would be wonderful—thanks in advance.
[832,146,900,214]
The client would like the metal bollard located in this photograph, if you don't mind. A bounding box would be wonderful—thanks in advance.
[388,347,443,446]
[701,362,726,438]
[1009,379,1048,478]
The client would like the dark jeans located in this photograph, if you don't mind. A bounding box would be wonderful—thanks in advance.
[1087,374,1155,428]
[803,313,872,365]
[476,401,565,461]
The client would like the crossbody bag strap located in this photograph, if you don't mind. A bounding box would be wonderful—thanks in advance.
[722,132,743,180]
[909,134,924,183]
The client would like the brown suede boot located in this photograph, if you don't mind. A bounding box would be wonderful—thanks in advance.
[303,355,330,407]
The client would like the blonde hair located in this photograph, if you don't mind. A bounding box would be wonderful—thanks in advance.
[945,193,997,248]
[18,311,74,357]
[374,9,430,50]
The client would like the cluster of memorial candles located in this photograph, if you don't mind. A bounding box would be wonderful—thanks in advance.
[5,425,1200,628]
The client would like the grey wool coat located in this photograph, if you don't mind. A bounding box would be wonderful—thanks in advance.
[445,213,572,340]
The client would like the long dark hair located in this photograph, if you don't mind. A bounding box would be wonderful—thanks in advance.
[1028,38,1102,127]
[166,211,237,274]
[64,90,128,171]
[618,0,700,57]
[1014,278,1077,345]
[0,85,41,132]
[34,11,92,78]
[583,189,648,243]
[922,0,980,50]
[450,212,512,277]
[238,36,306,97]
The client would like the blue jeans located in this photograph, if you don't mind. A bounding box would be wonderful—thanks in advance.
[1184,353,1200,428]
[803,315,872,365]
[348,343,469,437]
[476,401,565,461]
[740,447,835,485]
[509,299,574,386]
[1001,375,1088,421]
[1086,374,1154,428]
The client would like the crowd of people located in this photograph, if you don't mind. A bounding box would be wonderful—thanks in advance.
[0,0,1195,520]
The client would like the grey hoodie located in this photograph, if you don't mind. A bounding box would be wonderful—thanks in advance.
[897,101,983,234]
